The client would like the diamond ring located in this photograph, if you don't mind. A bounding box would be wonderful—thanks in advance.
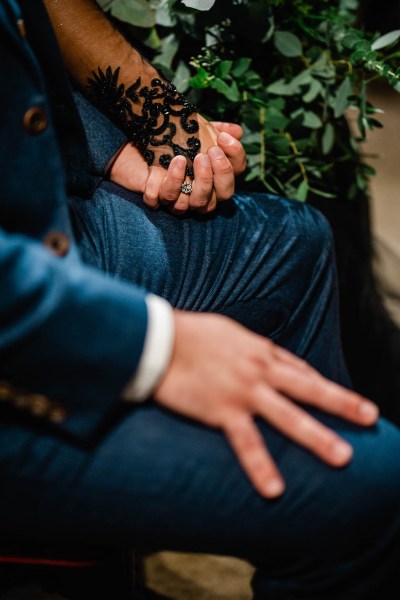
[181,181,193,195]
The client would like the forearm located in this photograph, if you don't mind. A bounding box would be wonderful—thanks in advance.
[43,0,199,176]
[44,0,149,88]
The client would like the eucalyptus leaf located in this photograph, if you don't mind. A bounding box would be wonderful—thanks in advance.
[155,0,176,26]
[143,27,161,50]
[216,60,233,79]
[98,0,398,205]
[245,169,260,182]
[267,78,299,96]
[274,31,303,57]
[189,67,210,89]
[96,0,114,10]
[211,78,240,102]
[302,111,323,129]
[295,180,309,202]
[322,122,335,154]
[232,58,252,78]
[181,0,216,10]
[371,30,400,51]
[303,79,323,103]
[173,61,191,92]
[109,0,156,28]
[334,77,353,118]
[153,33,179,69]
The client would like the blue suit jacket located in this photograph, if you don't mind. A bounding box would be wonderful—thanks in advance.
[0,0,148,440]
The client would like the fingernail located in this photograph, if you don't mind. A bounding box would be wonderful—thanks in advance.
[332,442,353,464]
[209,145,225,159]
[358,402,379,422]
[264,478,285,498]
[218,131,235,146]
[198,153,211,167]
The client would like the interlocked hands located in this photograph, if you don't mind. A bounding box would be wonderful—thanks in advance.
[110,117,247,214]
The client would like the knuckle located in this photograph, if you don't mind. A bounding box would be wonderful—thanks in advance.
[169,173,185,186]
[225,421,258,451]
[197,174,214,187]
[217,189,234,201]
[218,163,234,176]
[144,192,158,206]
[190,198,209,209]
[162,190,179,203]
[173,198,189,213]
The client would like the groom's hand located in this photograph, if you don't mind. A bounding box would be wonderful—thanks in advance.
[154,311,379,499]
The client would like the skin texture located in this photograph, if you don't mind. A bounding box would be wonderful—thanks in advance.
[110,121,247,214]
[110,120,379,500]
[43,0,246,192]
[155,312,379,499]
[43,2,379,501]
[44,1,246,211]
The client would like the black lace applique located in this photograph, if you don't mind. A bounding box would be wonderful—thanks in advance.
[87,66,200,179]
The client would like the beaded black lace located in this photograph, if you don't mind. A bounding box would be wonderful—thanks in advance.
[87,66,200,178]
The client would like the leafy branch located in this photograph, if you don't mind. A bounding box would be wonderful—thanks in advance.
[96,0,400,202]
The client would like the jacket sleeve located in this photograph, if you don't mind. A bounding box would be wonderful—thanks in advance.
[43,0,200,179]
[0,227,148,440]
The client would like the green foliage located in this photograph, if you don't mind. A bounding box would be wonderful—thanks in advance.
[96,0,400,201]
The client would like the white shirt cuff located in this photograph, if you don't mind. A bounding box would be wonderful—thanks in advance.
[121,294,174,403]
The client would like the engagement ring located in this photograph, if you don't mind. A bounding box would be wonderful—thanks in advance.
[181,181,193,195]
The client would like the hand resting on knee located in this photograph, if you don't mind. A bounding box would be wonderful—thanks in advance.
[154,311,379,499]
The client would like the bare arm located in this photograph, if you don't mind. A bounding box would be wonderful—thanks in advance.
[44,0,247,212]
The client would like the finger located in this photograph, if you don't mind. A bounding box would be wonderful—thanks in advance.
[255,386,354,468]
[272,345,314,374]
[159,156,187,204]
[169,181,192,215]
[189,153,213,210]
[224,414,285,498]
[205,192,217,213]
[143,166,165,209]
[208,146,235,201]
[217,132,247,175]
[211,122,244,140]
[197,190,217,215]
[267,363,379,427]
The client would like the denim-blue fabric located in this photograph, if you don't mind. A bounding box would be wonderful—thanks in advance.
[41,183,400,599]
[0,0,149,439]
[0,0,399,596]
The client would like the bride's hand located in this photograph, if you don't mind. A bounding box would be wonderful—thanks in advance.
[109,117,247,214]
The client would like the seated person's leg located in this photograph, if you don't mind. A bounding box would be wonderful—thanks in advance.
[63,99,398,599]
[0,394,399,599]
[71,182,349,385]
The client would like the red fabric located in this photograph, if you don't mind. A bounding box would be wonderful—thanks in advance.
[0,555,98,567]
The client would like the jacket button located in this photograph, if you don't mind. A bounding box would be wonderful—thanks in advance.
[49,406,67,424]
[30,394,50,417]
[0,381,14,402]
[14,394,31,409]
[43,232,70,257]
[23,106,48,135]
[17,18,27,38]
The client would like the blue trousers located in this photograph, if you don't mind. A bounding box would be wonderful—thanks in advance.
[1,183,399,598]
